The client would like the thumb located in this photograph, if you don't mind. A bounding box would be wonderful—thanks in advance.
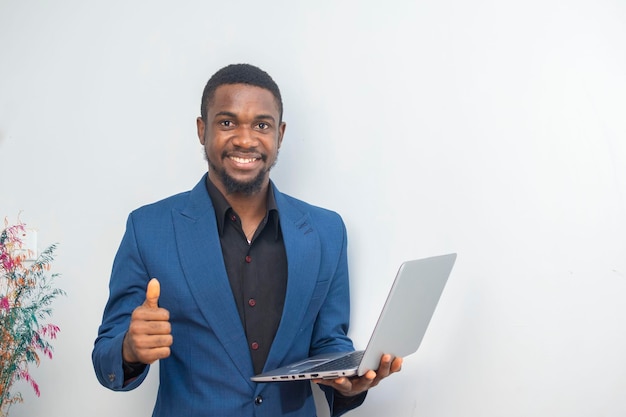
[143,278,160,309]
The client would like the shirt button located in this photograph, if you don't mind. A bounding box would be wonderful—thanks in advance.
[251,342,259,350]
[248,298,256,307]
[245,255,252,263]
[254,395,263,405]
[230,214,237,221]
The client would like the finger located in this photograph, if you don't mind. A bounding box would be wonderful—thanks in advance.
[132,334,174,350]
[138,346,172,364]
[381,353,393,367]
[391,357,403,372]
[151,346,172,360]
[129,319,172,336]
[144,278,160,309]
[373,354,392,378]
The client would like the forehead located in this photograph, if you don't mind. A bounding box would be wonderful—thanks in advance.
[208,83,280,118]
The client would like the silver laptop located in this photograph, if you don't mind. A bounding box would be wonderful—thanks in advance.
[251,253,457,382]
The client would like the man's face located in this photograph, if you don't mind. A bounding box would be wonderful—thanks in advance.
[197,83,286,196]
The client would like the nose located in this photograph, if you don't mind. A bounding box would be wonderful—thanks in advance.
[232,126,258,149]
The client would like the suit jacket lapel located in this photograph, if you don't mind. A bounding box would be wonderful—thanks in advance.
[172,176,254,387]
[262,184,322,372]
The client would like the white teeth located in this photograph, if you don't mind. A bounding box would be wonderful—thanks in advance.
[230,156,257,164]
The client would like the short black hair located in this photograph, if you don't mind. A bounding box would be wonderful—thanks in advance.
[200,63,283,122]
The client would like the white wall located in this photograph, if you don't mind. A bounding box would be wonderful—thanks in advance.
[1,1,625,416]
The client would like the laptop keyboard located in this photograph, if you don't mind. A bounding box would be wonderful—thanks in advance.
[308,351,365,372]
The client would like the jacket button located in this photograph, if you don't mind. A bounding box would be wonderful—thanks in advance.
[108,373,116,382]
[254,395,263,405]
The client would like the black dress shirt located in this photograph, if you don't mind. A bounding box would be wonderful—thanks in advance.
[205,178,288,375]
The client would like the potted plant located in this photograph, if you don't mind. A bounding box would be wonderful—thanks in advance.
[0,219,64,416]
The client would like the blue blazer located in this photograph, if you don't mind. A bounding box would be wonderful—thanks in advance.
[93,174,357,417]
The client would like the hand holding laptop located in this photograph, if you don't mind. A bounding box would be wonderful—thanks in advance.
[314,353,403,397]
[252,254,456,384]
[310,253,457,397]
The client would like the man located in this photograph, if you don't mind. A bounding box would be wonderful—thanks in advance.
[93,63,402,416]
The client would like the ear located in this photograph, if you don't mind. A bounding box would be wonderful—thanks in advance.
[277,121,286,149]
[196,117,206,145]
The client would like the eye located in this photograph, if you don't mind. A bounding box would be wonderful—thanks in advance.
[220,120,233,127]
[257,122,270,130]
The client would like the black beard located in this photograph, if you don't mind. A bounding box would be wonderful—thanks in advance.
[204,150,276,196]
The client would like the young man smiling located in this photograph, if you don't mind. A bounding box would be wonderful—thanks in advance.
[93,63,402,417]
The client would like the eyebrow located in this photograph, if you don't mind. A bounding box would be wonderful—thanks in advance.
[214,111,276,122]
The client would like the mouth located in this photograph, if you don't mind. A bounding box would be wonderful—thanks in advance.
[229,155,260,164]
[222,151,267,171]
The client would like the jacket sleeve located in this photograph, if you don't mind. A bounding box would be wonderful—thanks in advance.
[92,213,151,391]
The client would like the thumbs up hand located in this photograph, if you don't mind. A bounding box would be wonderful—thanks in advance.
[123,278,173,365]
